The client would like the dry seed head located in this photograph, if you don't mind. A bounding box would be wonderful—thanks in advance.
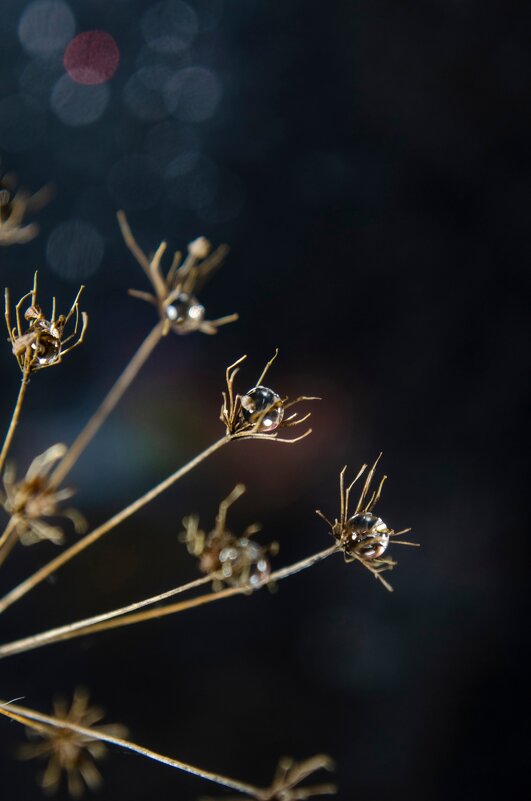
[0,167,52,246]
[2,443,86,546]
[118,211,238,336]
[180,484,278,591]
[18,688,128,798]
[4,272,88,373]
[201,754,336,801]
[316,455,418,591]
[220,351,318,443]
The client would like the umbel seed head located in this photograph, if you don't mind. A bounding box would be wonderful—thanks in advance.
[240,386,284,432]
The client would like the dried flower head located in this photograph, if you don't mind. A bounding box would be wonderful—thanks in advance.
[316,456,418,591]
[18,688,128,797]
[2,443,86,546]
[202,755,336,801]
[180,483,278,591]
[220,351,318,443]
[117,210,238,336]
[0,168,51,246]
[4,272,88,373]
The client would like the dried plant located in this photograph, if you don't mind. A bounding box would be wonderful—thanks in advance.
[221,351,317,443]
[0,169,51,246]
[0,175,418,800]
[4,272,87,374]
[201,755,337,800]
[180,484,278,591]
[18,688,128,797]
[1,443,85,552]
[316,456,419,591]
[118,210,238,336]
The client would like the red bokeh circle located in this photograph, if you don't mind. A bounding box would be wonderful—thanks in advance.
[63,31,119,86]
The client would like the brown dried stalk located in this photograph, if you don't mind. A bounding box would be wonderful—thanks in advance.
[17,688,128,797]
[0,436,229,616]
[0,364,30,476]
[48,321,164,490]
[0,545,339,658]
[0,354,315,615]
[0,699,264,798]
[201,755,337,801]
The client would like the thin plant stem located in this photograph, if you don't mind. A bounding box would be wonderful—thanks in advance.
[0,573,213,658]
[49,321,164,489]
[0,436,230,616]
[0,517,18,567]
[116,210,151,274]
[0,365,30,474]
[0,701,260,797]
[0,545,340,658]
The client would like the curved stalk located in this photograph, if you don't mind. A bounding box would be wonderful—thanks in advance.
[49,322,164,489]
[0,545,340,658]
[0,517,18,567]
[0,436,230,616]
[0,701,260,797]
[0,365,30,474]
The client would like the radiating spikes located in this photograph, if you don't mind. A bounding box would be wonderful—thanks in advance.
[256,348,279,387]
[355,453,383,513]
[216,483,246,531]
[345,463,367,519]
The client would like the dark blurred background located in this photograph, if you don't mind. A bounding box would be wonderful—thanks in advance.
[0,1,529,800]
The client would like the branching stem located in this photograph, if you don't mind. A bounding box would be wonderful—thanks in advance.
[0,701,260,797]
[0,436,230,615]
[0,365,30,474]
[0,545,340,658]
[49,321,164,489]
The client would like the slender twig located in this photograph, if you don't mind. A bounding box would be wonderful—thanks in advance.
[0,365,30,474]
[116,210,151,274]
[0,517,18,567]
[49,322,164,489]
[0,701,260,798]
[0,436,230,616]
[0,545,340,658]
[0,573,214,658]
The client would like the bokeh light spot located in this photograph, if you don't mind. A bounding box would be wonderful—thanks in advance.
[46,219,104,281]
[64,30,120,85]
[123,66,172,122]
[164,66,221,122]
[141,1,198,54]
[51,74,109,126]
[18,1,75,57]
